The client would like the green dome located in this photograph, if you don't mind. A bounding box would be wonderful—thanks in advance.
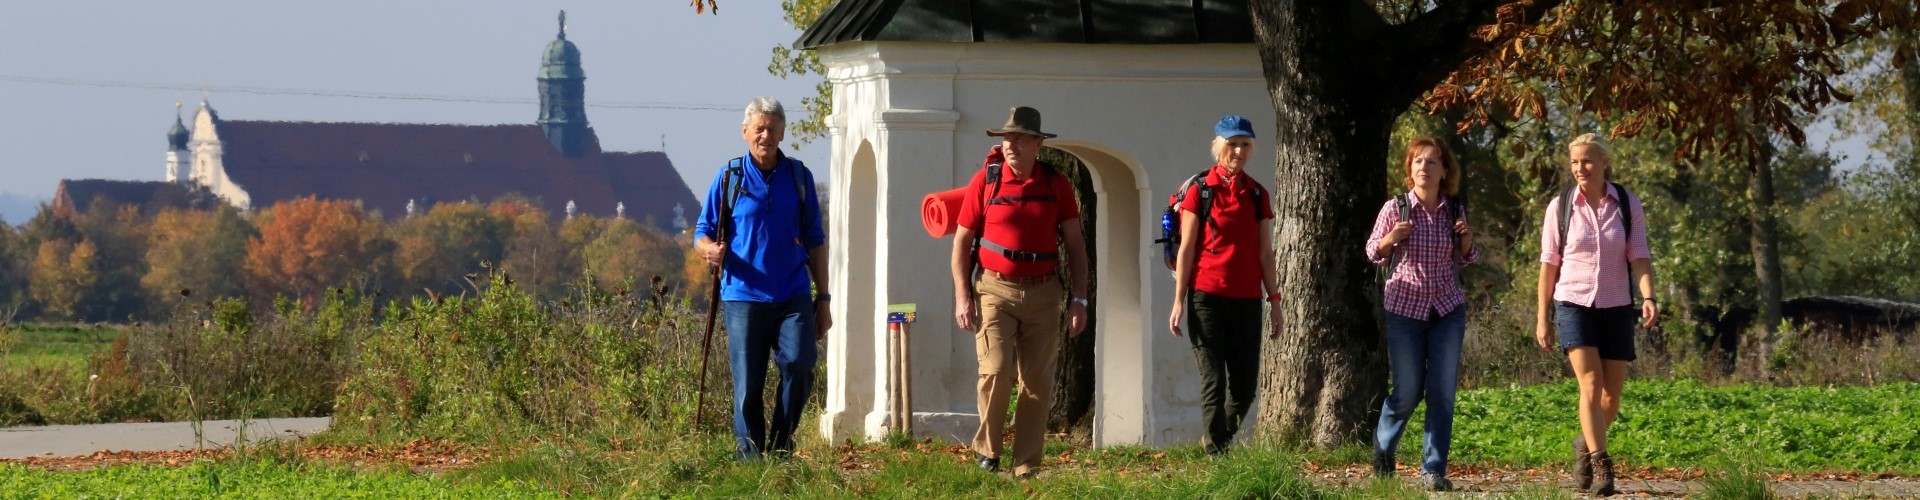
[167,116,190,150]
[540,38,584,79]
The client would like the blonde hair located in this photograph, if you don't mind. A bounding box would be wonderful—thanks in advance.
[1568,132,1612,180]
[1400,137,1461,196]
[1211,136,1231,165]
[1568,133,1610,159]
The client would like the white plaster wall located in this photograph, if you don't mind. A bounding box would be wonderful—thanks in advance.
[165,149,188,184]
[818,42,1274,449]
[190,106,252,210]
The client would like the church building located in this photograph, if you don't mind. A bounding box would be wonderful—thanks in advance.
[55,12,696,228]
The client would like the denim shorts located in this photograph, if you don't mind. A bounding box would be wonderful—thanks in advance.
[1555,301,1637,361]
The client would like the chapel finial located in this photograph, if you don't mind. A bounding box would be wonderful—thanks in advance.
[558,10,567,40]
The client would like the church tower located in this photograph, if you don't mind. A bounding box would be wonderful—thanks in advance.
[165,102,191,183]
[538,10,589,157]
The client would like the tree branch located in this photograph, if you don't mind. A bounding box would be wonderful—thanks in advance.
[1382,0,1567,109]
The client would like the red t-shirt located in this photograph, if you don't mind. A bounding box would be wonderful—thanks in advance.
[1179,165,1273,299]
[957,161,1080,278]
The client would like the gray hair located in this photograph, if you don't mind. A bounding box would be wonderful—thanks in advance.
[743,97,786,125]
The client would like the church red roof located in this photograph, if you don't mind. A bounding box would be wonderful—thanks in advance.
[213,120,696,226]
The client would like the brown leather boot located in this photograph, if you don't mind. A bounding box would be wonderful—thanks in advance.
[1573,435,1592,489]
[1589,450,1618,496]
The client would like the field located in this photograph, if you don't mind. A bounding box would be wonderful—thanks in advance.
[1,323,118,371]
[5,379,1915,498]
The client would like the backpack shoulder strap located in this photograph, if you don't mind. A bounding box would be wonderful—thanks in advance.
[718,157,747,242]
[1192,170,1217,219]
[1387,193,1411,281]
[792,161,811,232]
[980,162,1004,215]
[725,157,747,206]
[1557,186,1576,256]
[1611,182,1633,240]
[975,162,1006,246]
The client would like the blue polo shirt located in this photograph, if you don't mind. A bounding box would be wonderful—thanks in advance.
[694,152,827,303]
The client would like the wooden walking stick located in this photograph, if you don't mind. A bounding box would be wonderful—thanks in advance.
[695,170,740,430]
[694,261,723,429]
[886,304,918,435]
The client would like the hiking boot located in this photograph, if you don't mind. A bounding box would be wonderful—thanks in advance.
[975,453,1001,472]
[1573,434,1593,490]
[1371,451,1394,479]
[1418,472,1455,492]
[1589,451,1618,496]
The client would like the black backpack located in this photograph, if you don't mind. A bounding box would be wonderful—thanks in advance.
[1379,192,1465,283]
[1555,183,1638,302]
[1156,169,1265,271]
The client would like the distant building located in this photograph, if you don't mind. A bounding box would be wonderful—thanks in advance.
[50,178,222,218]
[65,11,695,227]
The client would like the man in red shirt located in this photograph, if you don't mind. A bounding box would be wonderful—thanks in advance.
[949,106,1089,478]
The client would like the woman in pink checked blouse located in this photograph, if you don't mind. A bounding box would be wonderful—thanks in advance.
[1363,136,1477,492]
[1535,133,1658,497]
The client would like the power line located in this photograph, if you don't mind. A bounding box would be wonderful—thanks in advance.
[0,74,805,115]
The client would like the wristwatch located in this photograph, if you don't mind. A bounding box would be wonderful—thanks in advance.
[1071,296,1089,307]
[815,293,831,303]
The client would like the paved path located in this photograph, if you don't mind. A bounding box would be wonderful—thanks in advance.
[0,417,331,459]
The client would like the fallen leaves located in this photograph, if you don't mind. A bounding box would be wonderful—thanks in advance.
[0,438,488,473]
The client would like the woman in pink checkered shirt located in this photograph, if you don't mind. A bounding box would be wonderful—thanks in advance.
[1535,133,1659,496]
[1363,136,1477,492]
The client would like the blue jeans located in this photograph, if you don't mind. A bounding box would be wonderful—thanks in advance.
[725,295,817,459]
[1374,306,1466,477]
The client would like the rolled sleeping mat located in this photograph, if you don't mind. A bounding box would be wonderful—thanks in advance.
[921,187,968,238]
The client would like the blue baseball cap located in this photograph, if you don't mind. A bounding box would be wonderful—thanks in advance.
[1214,115,1255,139]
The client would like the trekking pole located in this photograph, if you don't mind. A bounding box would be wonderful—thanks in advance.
[695,261,722,430]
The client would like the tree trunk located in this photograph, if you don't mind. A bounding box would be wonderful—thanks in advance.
[1249,2,1397,448]
[1900,5,1920,148]
[1748,127,1784,375]
[1047,149,1097,434]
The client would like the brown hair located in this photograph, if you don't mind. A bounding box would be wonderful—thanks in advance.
[1401,137,1461,196]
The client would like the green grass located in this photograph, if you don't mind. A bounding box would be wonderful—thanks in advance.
[2,324,118,371]
[12,372,1916,496]
[0,459,559,498]
[1395,379,1920,473]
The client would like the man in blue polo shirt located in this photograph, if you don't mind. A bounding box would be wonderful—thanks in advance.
[695,97,832,460]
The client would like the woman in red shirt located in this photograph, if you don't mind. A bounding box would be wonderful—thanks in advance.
[1364,137,1477,491]
[1535,133,1657,496]
[1167,115,1282,456]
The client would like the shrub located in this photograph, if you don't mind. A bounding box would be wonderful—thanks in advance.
[333,273,724,442]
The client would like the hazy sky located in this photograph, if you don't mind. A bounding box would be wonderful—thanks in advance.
[0,1,825,223]
[0,2,1880,224]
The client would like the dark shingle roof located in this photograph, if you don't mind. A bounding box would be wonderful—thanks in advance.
[213,120,696,227]
[795,0,1254,49]
[53,180,223,217]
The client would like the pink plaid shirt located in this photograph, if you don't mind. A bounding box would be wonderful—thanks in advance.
[1540,184,1651,309]
[1366,193,1479,319]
